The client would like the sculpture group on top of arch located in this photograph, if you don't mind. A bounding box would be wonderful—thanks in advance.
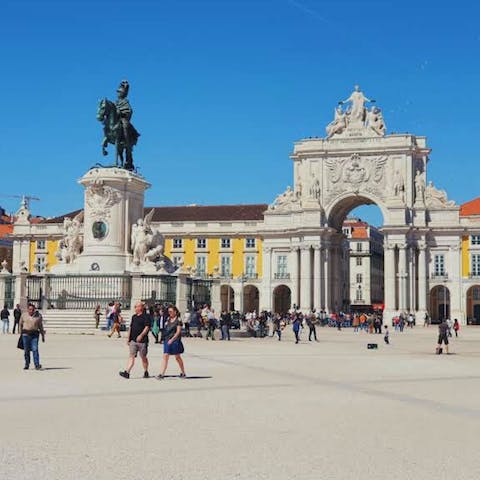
[326,85,386,138]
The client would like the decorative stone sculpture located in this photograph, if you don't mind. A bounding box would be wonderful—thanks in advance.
[85,180,122,221]
[0,260,9,274]
[309,176,321,201]
[339,85,374,125]
[414,170,426,205]
[131,209,166,270]
[366,106,386,136]
[326,106,347,138]
[425,181,456,208]
[56,211,84,264]
[391,169,405,203]
[268,186,299,211]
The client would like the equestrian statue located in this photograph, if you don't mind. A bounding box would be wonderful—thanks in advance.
[96,80,140,170]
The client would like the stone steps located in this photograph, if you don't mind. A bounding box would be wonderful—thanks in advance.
[40,310,132,334]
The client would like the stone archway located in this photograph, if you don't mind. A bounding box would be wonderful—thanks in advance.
[466,285,480,324]
[220,285,234,312]
[243,285,259,313]
[429,285,450,322]
[273,285,291,314]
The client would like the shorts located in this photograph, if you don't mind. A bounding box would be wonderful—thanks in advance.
[129,341,148,358]
[438,334,449,346]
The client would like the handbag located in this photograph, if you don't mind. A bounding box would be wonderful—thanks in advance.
[17,335,24,350]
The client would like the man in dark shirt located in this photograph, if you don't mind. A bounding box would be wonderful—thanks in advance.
[119,301,150,379]
[436,319,450,354]
[13,304,21,334]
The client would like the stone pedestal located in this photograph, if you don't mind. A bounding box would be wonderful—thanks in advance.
[73,167,150,274]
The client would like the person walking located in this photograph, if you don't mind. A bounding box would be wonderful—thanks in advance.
[94,304,101,329]
[206,308,216,340]
[1,305,10,334]
[107,302,122,338]
[105,301,115,330]
[384,325,390,345]
[307,313,318,342]
[13,304,21,334]
[436,318,450,354]
[453,319,460,337]
[423,312,430,327]
[183,308,191,337]
[150,306,160,344]
[157,305,186,379]
[220,310,231,341]
[119,301,150,379]
[20,303,46,370]
[273,314,282,341]
[292,316,301,344]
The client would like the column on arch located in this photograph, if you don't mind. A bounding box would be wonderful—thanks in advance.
[417,242,427,315]
[383,241,396,313]
[300,246,312,310]
[313,245,322,311]
[398,243,408,312]
[289,246,299,309]
[323,244,331,313]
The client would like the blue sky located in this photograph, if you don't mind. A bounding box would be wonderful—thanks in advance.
[1,0,479,226]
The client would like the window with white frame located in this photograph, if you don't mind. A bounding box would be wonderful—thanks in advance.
[342,228,350,236]
[196,255,207,275]
[356,273,363,284]
[173,238,183,249]
[356,287,363,301]
[220,256,231,277]
[277,255,288,276]
[245,238,256,248]
[196,238,207,249]
[434,254,445,276]
[472,235,480,246]
[356,242,363,252]
[221,238,231,249]
[356,257,362,266]
[172,255,182,267]
[35,256,46,272]
[472,254,480,276]
[37,240,46,250]
[245,255,256,277]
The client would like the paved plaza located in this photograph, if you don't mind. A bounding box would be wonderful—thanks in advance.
[1,327,480,480]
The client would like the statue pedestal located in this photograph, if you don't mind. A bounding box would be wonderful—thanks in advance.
[74,167,150,274]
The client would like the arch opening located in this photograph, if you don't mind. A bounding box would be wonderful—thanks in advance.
[329,199,385,313]
[466,285,480,325]
[243,284,259,313]
[220,285,235,312]
[273,285,291,314]
[429,285,450,322]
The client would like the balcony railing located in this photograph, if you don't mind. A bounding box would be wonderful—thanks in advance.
[244,273,258,279]
[430,273,448,280]
[468,273,480,279]
[274,273,290,280]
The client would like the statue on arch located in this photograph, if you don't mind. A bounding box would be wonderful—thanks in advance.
[56,211,84,264]
[366,106,386,136]
[326,106,348,138]
[425,181,456,208]
[414,170,426,204]
[339,85,374,123]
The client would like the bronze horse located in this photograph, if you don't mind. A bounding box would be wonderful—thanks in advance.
[96,98,140,169]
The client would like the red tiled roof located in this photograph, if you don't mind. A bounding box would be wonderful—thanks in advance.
[0,224,13,238]
[148,204,267,222]
[351,227,369,239]
[42,204,268,224]
[460,198,480,217]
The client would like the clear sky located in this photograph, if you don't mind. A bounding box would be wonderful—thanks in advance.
[1,0,479,226]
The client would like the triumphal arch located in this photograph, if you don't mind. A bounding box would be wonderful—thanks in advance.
[263,86,461,322]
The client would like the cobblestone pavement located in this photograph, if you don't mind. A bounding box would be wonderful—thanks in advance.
[1,326,479,480]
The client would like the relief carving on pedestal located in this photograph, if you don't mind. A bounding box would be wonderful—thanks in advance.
[85,181,122,220]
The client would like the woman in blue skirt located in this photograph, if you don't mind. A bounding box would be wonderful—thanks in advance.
[157,305,186,379]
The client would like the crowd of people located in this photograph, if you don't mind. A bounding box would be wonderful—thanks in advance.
[4,298,465,375]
